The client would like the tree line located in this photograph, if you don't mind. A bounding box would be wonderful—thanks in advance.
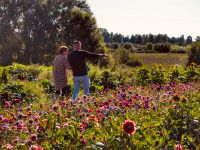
[100,28,200,45]
[0,0,105,66]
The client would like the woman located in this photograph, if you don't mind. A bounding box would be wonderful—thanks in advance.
[53,46,71,99]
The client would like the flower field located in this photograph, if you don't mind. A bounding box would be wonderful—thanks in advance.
[0,64,200,149]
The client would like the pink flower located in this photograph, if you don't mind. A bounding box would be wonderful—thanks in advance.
[12,137,19,144]
[3,118,9,123]
[175,144,183,150]
[122,120,136,135]
[17,124,23,130]
[29,145,44,150]
[3,144,14,149]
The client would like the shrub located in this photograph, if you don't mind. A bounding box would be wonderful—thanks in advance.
[150,64,166,84]
[0,68,9,84]
[6,63,41,81]
[145,43,153,50]
[187,41,200,65]
[122,43,133,50]
[126,55,142,67]
[162,94,200,149]
[0,81,47,105]
[170,45,188,53]
[107,43,120,49]
[168,65,185,82]
[184,63,200,82]
[114,49,142,67]
[153,43,171,53]
[136,67,151,86]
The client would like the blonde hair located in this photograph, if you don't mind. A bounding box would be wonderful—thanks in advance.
[59,46,68,54]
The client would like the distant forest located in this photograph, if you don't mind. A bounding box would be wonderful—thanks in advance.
[100,28,200,45]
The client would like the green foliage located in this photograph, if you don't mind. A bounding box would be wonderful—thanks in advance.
[162,94,200,149]
[114,49,142,67]
[93,70,119,90]
[0,0,106,65]
[187,41,200,65]
[0,68,10,84]
[0,63,200,149]
[153,43,171,53]
[170,45,188,53]
[168,65,185,82]
[41,79,55,94]
[145,43,153,50]
[136,67,151,86]
[150,64,166,84]
[6,64,41,81]
[107,43,120,49]
[122,43,133,50]
[0,81,44,105]
[184,63,200,82]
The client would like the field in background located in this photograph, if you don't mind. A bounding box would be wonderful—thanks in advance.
[135,53,188,68]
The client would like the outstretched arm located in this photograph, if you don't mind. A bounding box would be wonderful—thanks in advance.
[82,50,108,59]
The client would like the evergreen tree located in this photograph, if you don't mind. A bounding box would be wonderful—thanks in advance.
[186,36,193,44]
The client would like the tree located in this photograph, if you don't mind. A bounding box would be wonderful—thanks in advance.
[0,0,105,65]
[155,34,162,43]
[186,36,193,45]
[142,34,148,44]
[178,35,185,46]
[135,34,143,44]
[195,36,200,42]
[187,41,200,65]
[0,0,22,65]
[113,33,123,43]
[100,28,110,43]
[61,7,105,53]
[130,35,136,43]
[123,36,130,43]
[162,34,169,43]
[170,37,177,44]
[148,34,154,43]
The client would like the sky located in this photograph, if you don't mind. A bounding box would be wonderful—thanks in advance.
[87,0,200,38]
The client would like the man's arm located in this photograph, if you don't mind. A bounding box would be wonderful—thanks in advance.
[82,50,107,59]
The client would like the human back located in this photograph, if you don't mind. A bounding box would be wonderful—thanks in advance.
[68,50,91,76]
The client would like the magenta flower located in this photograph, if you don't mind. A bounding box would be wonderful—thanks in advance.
[81,139,87,145]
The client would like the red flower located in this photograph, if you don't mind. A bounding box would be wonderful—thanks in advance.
[122,120,136,135]
[175,144,183,150]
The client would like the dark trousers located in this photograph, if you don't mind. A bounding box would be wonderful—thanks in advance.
[56,86,67,96]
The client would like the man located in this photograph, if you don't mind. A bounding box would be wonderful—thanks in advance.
[68,40,107,99]
[53,46,71,99]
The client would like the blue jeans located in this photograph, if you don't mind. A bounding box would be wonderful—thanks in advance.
[72,75,90,99]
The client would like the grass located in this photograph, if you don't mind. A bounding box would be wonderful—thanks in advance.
[134,53,188,68]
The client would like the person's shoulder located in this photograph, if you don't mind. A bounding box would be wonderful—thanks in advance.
[68,51,74,57]
[54,55,61,59]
